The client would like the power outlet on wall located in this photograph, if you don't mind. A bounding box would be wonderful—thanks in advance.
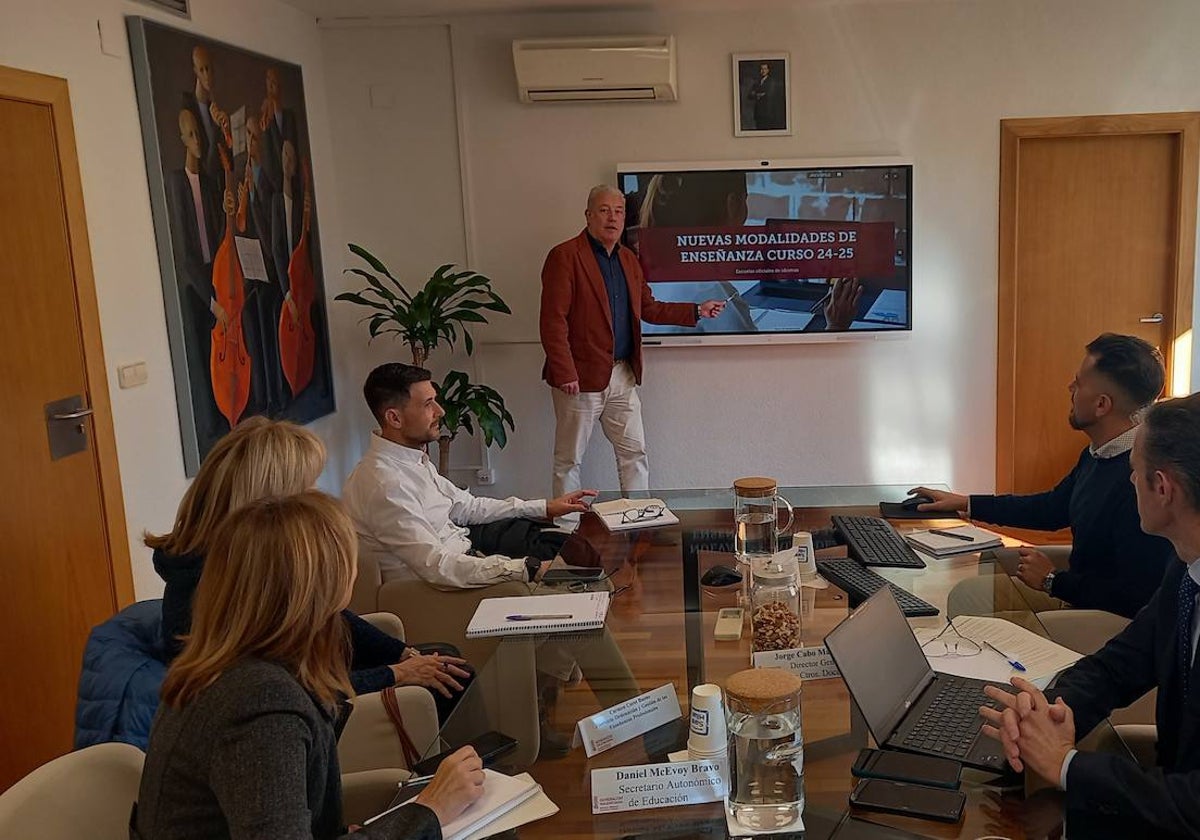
[476,469,495,485]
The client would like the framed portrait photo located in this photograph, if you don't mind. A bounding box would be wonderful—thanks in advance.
[732,52,791,137]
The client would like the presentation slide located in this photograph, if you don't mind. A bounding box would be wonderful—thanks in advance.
[618,163,912,338]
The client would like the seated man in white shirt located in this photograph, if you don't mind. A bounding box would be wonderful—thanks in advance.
[344,364,637,757]
[343,363,596,588]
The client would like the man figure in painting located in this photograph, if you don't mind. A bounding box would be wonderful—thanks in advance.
[181,45,229,182]
[165,107,234,450]
[236,115,286,416]
[259,67,298,193]
[748,61,785,131]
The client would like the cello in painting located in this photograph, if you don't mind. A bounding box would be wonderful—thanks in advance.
[279,159,315,397]
[209,141,252,427]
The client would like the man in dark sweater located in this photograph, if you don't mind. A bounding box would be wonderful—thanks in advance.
[913,333,1172,618]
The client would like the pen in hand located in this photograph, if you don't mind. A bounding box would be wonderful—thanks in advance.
[928,528,974,542]
[983,640,1026,672]
[506,613,572,621]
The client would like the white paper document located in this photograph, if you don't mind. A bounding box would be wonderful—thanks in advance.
[914,614,1082,685]
[366,769,538,839]
[234,236,270,282]
[905,525,1004,557]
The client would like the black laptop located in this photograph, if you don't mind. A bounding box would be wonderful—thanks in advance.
[824,588,1009,772]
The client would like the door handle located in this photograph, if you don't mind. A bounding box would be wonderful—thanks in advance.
[1140,313,1165,324]
[48,407,94,421]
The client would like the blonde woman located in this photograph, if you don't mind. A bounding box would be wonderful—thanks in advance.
[147,416,470,715]
[132,492,483,839]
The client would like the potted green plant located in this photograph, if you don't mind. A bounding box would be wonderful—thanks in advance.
[434,371,515,476]
[337,244,513,475]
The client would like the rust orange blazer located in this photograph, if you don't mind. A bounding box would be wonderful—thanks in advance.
[540,231,698,393]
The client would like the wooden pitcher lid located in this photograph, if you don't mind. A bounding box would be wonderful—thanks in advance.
[733,477,777,498]
[724,668,803,712]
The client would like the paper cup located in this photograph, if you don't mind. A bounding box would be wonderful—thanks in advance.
[794,531,818,579]
[688,683,728,757]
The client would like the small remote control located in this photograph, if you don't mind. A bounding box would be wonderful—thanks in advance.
[714,607,744,641]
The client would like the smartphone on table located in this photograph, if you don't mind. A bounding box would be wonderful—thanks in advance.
[848,778,966,823]
[410,730,518,776]
[850,748,961,789]
[541,565,605,584]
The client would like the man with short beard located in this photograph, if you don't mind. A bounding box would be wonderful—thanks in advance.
[912,333,1173,618]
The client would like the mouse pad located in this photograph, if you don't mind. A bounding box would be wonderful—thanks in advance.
[878,501,962,520]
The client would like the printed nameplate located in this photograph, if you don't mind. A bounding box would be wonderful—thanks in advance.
[591,759,728,814]
[576,683,681,757]
[752,645,841,680]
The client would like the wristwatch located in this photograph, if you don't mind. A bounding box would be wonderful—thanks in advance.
[1042,571,1056,594]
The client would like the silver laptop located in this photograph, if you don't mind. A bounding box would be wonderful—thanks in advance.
[824,588,1009,772]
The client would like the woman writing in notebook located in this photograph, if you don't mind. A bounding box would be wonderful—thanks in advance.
[147,416,471,718]
[132,492,483,839]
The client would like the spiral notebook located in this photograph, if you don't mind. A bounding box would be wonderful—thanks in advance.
[465,591,611,638]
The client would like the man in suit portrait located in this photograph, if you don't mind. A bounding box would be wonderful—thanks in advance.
[164,107,233,451]
[981,392,1200,836]
[539,185,725,499]
[237,115,286,415]
[747,61,785,131]
[259,66,298,193]
[181,45,228,182]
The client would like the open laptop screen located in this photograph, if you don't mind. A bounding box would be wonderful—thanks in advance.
[824,589,933,743]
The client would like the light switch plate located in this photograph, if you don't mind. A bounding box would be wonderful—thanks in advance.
[118,361,149,389]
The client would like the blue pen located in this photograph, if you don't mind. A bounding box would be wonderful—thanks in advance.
[983,640,1026,672]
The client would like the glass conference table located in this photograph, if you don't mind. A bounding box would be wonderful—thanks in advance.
[415,485,1125,839]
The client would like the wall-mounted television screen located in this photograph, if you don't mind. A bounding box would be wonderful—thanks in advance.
[617,159,912,343]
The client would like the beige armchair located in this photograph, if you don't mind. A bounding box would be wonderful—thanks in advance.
[0,742,144,839]
[349,552,542,766]
[1029,544,1156,727]
[339,612,440,775]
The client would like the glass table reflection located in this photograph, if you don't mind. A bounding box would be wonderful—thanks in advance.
[409,485,1121,839]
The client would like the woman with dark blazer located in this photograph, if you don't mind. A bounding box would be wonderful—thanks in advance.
[146,416,471,719]
[133,492,483,839]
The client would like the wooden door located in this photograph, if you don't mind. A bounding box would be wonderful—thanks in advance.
[0,66,132,790]
[998,113,1199,494]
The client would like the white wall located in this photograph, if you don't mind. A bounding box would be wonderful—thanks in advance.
[323,0,1200,503]
[0,0,354,599]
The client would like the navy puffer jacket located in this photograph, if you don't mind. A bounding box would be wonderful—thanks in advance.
[74,599,167,750]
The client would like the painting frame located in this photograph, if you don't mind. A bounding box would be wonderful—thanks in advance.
[732,51,791,137]
[127,16,336,476]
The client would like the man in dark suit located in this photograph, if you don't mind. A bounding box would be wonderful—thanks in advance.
[981,392,1200,836]
[165,107,232,452]
[538,185,726,498]
[237,116,285,415]
[747,61,785,131]
[259,66,298,194]
[180,45,227,183]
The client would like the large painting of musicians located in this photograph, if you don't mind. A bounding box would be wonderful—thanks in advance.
[128,17,334,475]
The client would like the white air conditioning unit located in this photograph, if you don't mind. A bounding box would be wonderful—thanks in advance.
[512,35,677,103]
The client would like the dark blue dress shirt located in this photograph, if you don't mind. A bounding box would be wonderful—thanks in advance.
[588,232,633,362]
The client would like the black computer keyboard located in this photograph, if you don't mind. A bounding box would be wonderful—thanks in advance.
[816,558,940,617]
[832,515,926,569]
[900,676,1003,758]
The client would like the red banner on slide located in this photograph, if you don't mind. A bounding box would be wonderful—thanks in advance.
[637,220,895,282]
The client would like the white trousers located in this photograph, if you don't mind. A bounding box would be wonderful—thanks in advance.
[551,361,649,497]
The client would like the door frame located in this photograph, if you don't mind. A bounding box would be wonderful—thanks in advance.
[997,111,1200,493]
[0,65,134,606]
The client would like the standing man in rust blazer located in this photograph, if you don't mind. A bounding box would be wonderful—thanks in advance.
[540,185,725,498]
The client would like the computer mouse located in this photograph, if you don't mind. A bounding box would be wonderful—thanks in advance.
[700,564,743,587]
[902,493,934,512]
